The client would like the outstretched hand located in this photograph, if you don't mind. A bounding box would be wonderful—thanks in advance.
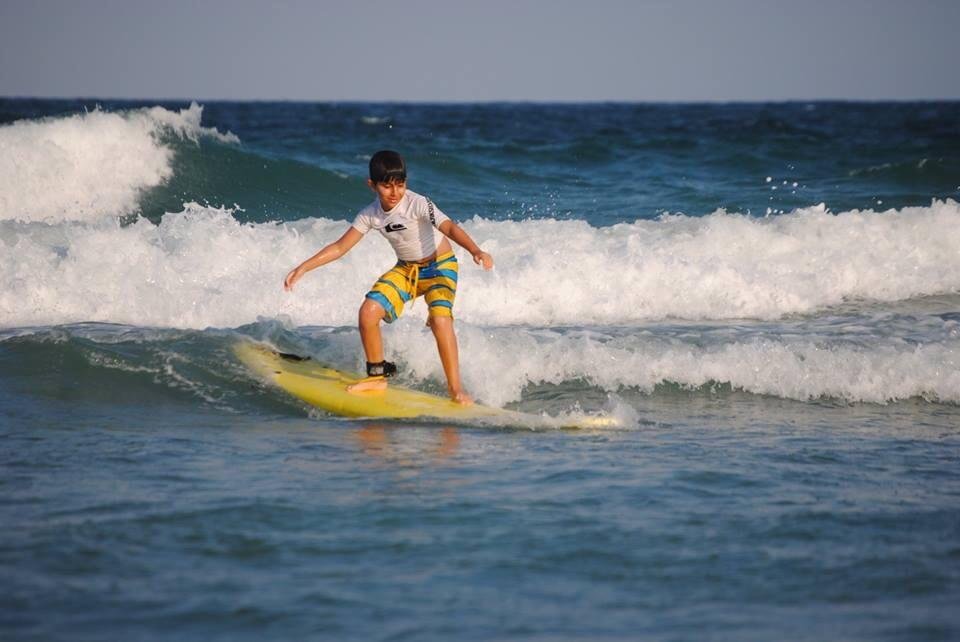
[283,267,303,291]
[473,250,494,271]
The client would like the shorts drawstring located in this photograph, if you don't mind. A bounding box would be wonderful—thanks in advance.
[408,264,419,307]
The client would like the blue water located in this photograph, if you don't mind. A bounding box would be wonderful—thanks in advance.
[1,99,959,640]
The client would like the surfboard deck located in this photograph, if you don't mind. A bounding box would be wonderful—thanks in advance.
[234,341,620,429]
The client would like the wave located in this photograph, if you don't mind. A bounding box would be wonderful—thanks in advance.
[433,324,960,406]
[0,103,237,223]
[135,139,363,226]
[3,323,958,408]
[1,200,959,329]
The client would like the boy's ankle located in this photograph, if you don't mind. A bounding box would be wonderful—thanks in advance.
[366,360,397,378]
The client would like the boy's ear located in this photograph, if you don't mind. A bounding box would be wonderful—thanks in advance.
[366,179,376,192]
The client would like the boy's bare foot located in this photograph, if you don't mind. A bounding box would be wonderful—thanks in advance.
[450,390,474,405]
[346,377,388,394]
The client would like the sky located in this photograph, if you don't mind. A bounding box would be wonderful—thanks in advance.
[1,0,958,102]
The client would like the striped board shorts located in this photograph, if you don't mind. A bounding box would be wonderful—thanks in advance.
[365,252,459,323]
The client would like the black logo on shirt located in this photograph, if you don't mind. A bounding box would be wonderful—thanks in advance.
[385,223,407,233]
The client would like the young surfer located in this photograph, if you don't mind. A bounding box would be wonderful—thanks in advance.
[283,150,494,404]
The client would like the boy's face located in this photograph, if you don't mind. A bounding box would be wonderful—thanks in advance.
[368,178,406,211]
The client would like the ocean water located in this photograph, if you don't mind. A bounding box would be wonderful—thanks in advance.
[1,99,959,641]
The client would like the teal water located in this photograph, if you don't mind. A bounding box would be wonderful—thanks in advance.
[4,372,959,641]
[1,100,959,640]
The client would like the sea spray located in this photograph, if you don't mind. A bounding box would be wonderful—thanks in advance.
[2,201,959,329]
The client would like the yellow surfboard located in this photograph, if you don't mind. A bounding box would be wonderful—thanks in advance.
[234,341,620,429]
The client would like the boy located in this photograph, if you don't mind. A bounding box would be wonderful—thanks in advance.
[283,150,493,404]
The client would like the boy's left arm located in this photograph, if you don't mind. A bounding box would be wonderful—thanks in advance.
[439,220,494,270]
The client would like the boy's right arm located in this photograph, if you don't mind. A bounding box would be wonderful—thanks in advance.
[283,226,364,291]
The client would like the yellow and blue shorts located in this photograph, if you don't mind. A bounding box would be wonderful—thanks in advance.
[365,252,459,323]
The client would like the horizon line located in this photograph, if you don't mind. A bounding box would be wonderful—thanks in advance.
[3,95,960,106]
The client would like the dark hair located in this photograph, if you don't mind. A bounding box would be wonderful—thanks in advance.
[369,150,407,184]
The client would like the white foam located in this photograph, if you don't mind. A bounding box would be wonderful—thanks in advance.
[381,323,960,406]
[0,103,237,223]
[461,200,960,324]
[2,200,960,330]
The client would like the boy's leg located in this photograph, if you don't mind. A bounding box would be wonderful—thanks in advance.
[358,298,387,363]
[428,316,473,405]
[347,299,389,393]
[419,253,464,403]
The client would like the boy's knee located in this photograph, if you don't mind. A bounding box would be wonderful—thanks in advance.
[359,300,385,326]
[427,315,453,331]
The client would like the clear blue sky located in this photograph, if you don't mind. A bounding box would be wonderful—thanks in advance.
[1,0,958,101]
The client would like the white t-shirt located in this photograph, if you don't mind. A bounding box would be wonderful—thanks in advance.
[351,190,451,261]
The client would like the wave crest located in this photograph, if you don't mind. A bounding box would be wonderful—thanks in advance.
[0,103,237,223]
